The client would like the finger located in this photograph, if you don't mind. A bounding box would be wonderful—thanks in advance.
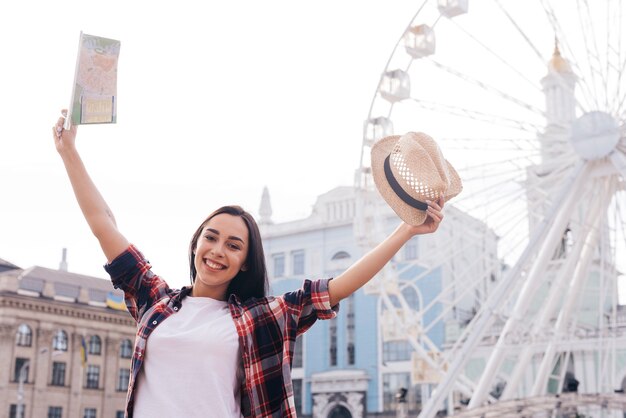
[52,126,60,140]
[61,109,68,118]
[426,207,443,223]
[427,199,442,212]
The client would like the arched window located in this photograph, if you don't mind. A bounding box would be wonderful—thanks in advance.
[52,330,68,351]
[120,339,133,359]
[88,335,102,355]
[328,405,352,418]
[15,324,32,347]
[331,251,350,260]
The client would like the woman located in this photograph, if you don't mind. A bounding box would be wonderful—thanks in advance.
[52,110,444,418]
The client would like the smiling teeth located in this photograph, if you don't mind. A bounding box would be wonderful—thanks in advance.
[206,260,225,270]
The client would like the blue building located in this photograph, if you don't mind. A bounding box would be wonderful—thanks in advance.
[259,185,496,417]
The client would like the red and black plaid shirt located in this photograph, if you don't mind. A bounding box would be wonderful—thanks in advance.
[105,245,338,417]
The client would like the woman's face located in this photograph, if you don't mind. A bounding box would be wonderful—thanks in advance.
[193,213,249,300]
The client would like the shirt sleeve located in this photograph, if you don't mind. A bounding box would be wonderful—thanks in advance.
[282,278,339,336]
[103,244,172,323]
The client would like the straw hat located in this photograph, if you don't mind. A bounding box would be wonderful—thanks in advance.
[371,132,462,225]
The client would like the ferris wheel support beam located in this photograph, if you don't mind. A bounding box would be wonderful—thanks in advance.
[417,162,588,418]
[499,208,593,400]
[530,183,608,396]
[467,161,591,409]
[610,151,626,181]
[500,174,609,399]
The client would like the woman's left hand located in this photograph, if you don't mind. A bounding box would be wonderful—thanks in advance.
[407,195,445,235]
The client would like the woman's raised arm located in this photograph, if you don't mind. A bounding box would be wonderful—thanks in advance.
[328,197,444,307]
[53,110,129,262]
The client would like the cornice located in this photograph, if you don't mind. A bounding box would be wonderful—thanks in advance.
[0,291,134,327]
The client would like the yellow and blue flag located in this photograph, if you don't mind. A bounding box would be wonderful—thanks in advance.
[106,291,126,311]
[80,336,88,367]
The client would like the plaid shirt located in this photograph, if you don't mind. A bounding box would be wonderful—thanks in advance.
[105,245,338,418]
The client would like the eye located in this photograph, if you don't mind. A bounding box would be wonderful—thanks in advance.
[228,242,241,251]
[204,235,216,242]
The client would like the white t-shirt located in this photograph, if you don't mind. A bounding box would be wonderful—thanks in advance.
[133,296,242,418]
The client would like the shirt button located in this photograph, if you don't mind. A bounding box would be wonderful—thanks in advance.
[152,320,157,325]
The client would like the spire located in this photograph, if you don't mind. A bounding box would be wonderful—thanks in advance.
[548,37,572,74]
[59,248,68,271]
[259,186,273,225]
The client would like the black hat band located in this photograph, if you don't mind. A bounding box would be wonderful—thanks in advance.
[384,154,428,211]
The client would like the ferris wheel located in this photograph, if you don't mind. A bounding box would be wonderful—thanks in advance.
[356,0,626,417]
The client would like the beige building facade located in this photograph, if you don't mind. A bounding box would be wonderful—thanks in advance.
[0,257,135,418]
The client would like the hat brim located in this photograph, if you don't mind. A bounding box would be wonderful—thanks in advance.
[371,134,462,226]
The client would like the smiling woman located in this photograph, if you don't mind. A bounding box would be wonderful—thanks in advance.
[52,110,446,417]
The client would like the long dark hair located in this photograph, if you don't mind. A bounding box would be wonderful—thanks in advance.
[189,205,268,300]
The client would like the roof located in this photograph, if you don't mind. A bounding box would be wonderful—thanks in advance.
[15,265,124,306]
[0,257,20,272]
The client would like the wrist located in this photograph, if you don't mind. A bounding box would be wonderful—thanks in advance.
[59,147,80,163]
[396,222,416,239]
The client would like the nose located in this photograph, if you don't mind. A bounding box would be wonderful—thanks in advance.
[210,242,225,258]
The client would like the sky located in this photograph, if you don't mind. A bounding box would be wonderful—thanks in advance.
[0,0,422,287]
[1,0,624,302]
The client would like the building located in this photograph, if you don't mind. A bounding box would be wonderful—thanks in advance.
[258,185,497,417]
[0,255,135,418]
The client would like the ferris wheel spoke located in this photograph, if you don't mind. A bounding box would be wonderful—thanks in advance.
[409,98,543,133]
[575,0,609,111]
[456,152,540,178]
[442,141,538,154]
[611,0,625,113]
[425,58,546,116]
[447,18,543,94]
[441,137,539,153]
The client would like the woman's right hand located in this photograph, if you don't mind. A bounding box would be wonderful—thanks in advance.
[52,109,78,155]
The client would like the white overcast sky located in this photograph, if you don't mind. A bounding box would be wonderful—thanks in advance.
[0,0,423,287]
[1,0,624,301]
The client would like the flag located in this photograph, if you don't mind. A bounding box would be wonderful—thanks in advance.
[80,336,88,368]
[106,291,126,311]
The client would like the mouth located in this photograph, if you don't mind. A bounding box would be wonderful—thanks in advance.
[204,258,227,270]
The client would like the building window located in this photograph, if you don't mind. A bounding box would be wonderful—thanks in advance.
[404,236,418,260]
[83,408,97,418]
[15,324,32,347]
[329,318,337,366]
[120,339,133,359]
[52,330,68,351]
[116,412,125,418]
[88,335,101,355]
[346,294,355,365]
[293,378,303,415]
[13,358,29,383]
[292,250,305,275]
[51,362,66,386]
[9,404,25,418]
[383,341,412,362]
[331,251,350,260]
[292,336,303,368]
[273,254,285,278]
[382,373,414,412]
[48,407,62,418]
[117,369,130,391]
[85,365,100,389]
